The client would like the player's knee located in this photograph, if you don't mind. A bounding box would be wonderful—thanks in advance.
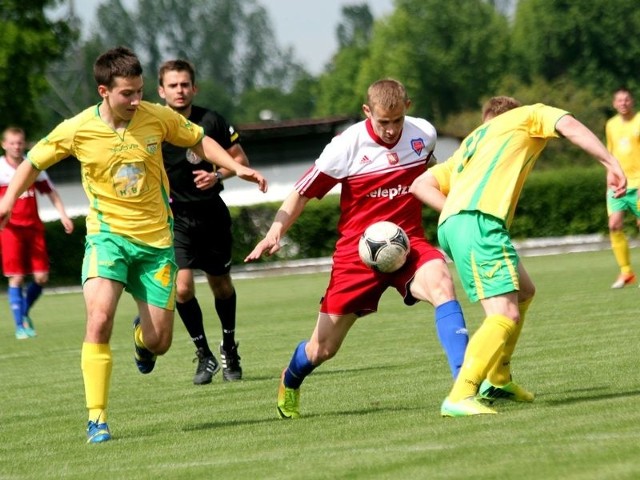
[519,285,536,302]
[609,216,624,230]
[149,331,172,355]
[85,314,114,342]
[9,275,25,287]
[209,275,234,298]
[175,285,194,303]
[155,339,172,355]
[213,285,235,299]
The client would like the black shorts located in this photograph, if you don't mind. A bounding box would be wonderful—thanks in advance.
[171,198,232,275]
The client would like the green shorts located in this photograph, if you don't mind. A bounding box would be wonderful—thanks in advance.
[438,211,519,302]
[607,188,640,217]
[82,233,177,310]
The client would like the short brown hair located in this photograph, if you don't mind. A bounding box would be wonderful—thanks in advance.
[366,79,408,111]
[482,96,521,121]
[93,46,143,88]
[613,87,633,97]
[2,126,25,141]
[158,59,196,86]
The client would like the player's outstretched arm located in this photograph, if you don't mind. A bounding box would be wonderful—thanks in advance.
[194,136,268,192]
[556,115,627,197]
[410,170,446,212]
[0,161,41,229]
[244,191,309,262]
[216,144,249,180]
[47,189,75,234]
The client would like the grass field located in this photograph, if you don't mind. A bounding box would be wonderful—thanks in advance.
[1,249,639,479]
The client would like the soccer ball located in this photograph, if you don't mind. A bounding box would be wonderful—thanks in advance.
[358,221,410,273]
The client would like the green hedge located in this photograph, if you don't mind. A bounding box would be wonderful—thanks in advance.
[229,166,619,264]
[18,166,628,287]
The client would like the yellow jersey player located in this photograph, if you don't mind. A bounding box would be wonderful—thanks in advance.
[411,97,626,416]
[0,46,267,443]
[605,88,640,288]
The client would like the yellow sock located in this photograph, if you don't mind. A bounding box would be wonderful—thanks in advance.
[449,314,516,402]
[610,231,632,274]
[487,298,532,385]
[81,342,112,423]
[134,322,147,349]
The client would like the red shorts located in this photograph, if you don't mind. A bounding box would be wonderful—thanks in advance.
[320,237,444,317]
[0,225,49,277]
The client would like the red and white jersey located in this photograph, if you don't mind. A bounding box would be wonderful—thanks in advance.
[295,116,436,259]
[0,155,53,228]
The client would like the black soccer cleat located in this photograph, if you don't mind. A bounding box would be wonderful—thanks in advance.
[219,342,243,381]
[193,348,221,385]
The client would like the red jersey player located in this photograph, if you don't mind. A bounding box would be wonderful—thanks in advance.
[245,79,469,418]
[0,127,74,339]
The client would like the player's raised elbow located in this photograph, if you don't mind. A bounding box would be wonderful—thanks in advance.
[409,172,435,198]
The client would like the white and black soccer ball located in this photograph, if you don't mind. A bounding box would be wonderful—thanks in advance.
[358,221,410,273]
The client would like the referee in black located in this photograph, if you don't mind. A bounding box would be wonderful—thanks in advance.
[158,59,245,383]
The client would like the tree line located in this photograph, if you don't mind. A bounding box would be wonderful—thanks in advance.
[2,0,640,166]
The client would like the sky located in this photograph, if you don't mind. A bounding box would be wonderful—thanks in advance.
[57,0,395,75]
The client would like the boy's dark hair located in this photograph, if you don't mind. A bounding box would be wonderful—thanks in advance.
[93,46,143,88]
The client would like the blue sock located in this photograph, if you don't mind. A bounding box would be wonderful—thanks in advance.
[284,341,316,389]
[434,300,469,379]
[25,282,43,316]
[8,286,24,329]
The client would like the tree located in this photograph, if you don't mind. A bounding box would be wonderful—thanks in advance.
[440,74,611,167]
[42,38,105,125]
[511,0,640,95]
[0,0,76,135]
[314,4,375,117]
[358,0,510,123]
[88,0,305,112]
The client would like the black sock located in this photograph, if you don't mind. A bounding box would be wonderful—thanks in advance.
[176,297,212,356]
[215,291,237,349]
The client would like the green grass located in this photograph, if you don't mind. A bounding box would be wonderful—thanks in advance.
[1,249,639,479]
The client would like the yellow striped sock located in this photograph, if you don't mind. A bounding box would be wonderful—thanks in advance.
[81,342,112,423]
[610,230,631,273]
[449,314,516,401]
[487,298,532,385]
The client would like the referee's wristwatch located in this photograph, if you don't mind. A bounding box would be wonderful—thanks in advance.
[214,171,223,182]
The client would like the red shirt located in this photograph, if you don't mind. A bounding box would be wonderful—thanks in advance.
[0,156,53,229]
[294,116,436,264]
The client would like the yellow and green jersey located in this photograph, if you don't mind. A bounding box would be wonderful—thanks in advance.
[28,101,204,248]
[605,112,640,189]
[431,103,569,229]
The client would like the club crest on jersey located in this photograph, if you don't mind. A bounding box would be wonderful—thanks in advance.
[411,138,425,156]
[186,148,203,164]
[386,152,400,165]
[145,136,160,154]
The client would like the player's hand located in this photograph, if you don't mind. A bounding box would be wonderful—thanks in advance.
[235,165,268,193]
[61,217,74,234]
[0,212,9,230]
[0,202,11,230]
[192,170,217,190]
[244,236,281,262]
[607,170,627,198]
